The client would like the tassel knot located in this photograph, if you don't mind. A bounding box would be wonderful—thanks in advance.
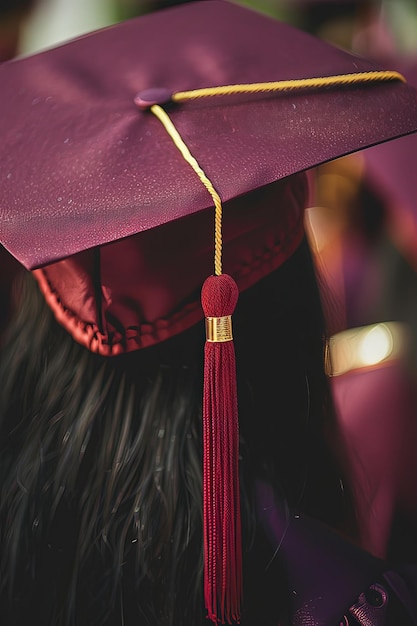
[201,274,239,317]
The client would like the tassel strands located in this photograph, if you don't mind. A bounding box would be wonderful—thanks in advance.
[147,100,243,622]
[201,274,242,624]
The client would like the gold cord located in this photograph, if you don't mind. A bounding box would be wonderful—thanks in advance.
[172,71,405,102]
[150,70,405,277]
[150,104,223,276]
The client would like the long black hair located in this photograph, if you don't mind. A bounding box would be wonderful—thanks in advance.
[0,238,353,625]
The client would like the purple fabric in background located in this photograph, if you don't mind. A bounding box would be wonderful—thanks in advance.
[257,480,417,624]
[256,481,384,625]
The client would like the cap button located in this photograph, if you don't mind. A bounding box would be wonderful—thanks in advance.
[134,88,173,110]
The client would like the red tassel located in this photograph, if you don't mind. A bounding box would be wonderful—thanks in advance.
[201,273,242,625]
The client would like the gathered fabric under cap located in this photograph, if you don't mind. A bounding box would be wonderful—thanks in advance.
[33,176,306,356]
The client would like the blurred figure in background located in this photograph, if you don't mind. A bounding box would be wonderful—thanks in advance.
[0,0,36,60]
[291,0,417,565]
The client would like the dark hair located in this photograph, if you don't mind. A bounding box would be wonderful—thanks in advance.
[0,238,353,625]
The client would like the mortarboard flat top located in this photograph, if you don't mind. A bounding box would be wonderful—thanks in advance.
[1,0,417,271]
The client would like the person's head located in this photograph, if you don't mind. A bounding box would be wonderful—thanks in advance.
[1,3,417,624]
[0,214,348,626]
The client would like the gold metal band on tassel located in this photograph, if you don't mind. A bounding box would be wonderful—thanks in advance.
[206,316,233,342]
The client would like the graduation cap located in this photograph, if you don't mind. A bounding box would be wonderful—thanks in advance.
[2,1,417,623]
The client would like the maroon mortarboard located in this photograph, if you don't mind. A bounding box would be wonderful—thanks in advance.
[1,1,417,623]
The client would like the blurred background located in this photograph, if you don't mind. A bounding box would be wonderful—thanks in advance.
[2,0,417,568]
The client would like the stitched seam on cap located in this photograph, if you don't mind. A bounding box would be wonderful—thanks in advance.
[33,220,304,355]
